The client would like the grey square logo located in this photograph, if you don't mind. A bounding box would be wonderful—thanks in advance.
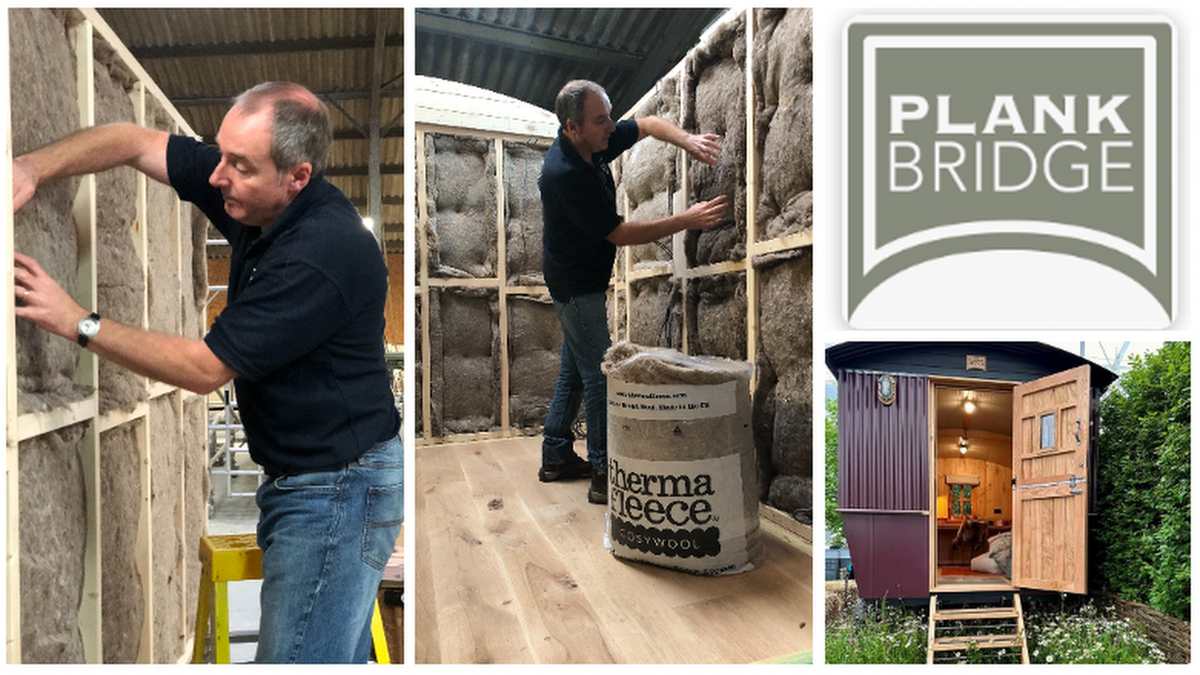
[845,18,1175,328]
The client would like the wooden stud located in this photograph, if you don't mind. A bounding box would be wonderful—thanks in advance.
[133,82,151,402]
[414,122,551,147]
[504,285,549,297]
[622,194,632,336]
[674,73,689,355]
[495,138,509,434]
[2,6,20,659]
[16,399,99,442]
[78,10,191,132]
[71,21,103,663]
[135,416,154,662]
[426,277,499,289]
[748,231,812,257]
[416,131,432,441]
[627,264,672,282]
[744,9,758,389]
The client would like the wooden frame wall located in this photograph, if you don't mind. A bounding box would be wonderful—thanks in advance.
[610,9,812,376]
[4,9,207,663]
[415,9,811,449]
[414,124,556,446]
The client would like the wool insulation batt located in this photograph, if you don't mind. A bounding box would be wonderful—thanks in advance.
[602,342,761,575]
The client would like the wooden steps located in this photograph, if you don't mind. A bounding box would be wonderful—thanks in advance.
[934,607,1017,621]
[932,634,1023,651]
[926,592,1029,664]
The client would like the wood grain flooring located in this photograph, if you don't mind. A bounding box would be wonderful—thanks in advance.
[415,437,812,664]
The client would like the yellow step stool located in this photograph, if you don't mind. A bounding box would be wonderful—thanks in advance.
[192,533,391,663]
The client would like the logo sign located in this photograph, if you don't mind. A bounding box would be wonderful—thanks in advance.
[845,17,1175,327]
[966,355,988,371]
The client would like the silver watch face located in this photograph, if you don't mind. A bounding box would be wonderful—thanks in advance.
[79,317,100,337]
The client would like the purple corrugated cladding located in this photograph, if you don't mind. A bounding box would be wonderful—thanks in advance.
[843,513,929,599]
[837,371,928,511]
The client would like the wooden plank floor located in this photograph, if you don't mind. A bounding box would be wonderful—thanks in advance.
[415,437,813,664]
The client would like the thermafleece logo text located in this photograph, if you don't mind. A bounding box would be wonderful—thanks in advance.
[608,458,721,558]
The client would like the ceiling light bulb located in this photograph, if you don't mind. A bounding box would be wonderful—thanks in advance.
[959,445,967,455]
[963,400,976,414]
[362,216,375,229]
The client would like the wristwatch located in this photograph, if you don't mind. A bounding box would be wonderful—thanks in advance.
[77,312,101,347]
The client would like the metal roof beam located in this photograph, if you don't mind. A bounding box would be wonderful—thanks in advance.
[416,11,644,71]
[173,88,401,107]
[131,34,403,60]
[613,10,723,116]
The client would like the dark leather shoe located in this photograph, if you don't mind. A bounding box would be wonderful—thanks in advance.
[587,471,608,504]
[538,457,592,482]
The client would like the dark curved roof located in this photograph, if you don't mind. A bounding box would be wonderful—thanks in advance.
[415,8,726,117]
[825,342,1118,391]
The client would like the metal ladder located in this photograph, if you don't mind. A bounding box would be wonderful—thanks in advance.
[927,592,1029,664]
[207,384,262,498]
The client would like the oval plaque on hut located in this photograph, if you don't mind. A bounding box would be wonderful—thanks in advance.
[877,374,896,406]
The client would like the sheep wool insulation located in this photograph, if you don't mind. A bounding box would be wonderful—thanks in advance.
[602,342,761,575]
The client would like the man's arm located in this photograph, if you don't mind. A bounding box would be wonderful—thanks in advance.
[13,252,235,395]
[606,195,729,246]
[13,123,170,211]
[636,115,721,167]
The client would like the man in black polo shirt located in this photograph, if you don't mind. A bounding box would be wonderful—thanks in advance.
[539,79,729,503]
[12,82,401,663]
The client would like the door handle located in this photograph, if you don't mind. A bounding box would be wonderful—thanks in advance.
[1074,420,1081,445]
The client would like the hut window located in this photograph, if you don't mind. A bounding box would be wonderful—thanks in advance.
[950,484,973,517]
[1040,412,1056,449]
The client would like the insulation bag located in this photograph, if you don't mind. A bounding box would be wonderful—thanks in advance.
[601,342,761,575]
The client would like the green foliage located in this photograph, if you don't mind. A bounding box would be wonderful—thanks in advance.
[1026,601,1165,664]
[825,601,926,664]
[825,396,844,547]
[1093,342,1190,619]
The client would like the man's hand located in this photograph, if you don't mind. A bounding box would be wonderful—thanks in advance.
[679,195,730,231]
[684,132,722,166]
[13,252,88,340]
[12,156,39,212]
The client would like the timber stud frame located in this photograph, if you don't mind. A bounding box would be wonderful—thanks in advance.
[414,9,812,447]
[4,9,207,663]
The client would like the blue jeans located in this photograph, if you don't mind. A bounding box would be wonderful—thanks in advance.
[542,291,611,470]
[254,434,403,663]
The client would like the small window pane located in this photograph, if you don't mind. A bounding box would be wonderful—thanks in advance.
[1040,413,1056,448]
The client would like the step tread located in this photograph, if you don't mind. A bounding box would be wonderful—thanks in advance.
[934,607,1018,621]
[932,634,1023,651]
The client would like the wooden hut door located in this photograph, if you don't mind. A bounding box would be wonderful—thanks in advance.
[1011,365,1091,594]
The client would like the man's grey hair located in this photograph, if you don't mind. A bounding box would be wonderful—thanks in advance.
[232,81,332,175]
[555,79,609,128]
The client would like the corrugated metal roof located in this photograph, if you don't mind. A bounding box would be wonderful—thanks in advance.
[415,7,725,116]
[826,342,1119,390]
[97,8,404,251]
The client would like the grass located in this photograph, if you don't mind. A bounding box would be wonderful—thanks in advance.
[1025,600,1165,664]
[825,596,927,664]
[825,587,1166,664]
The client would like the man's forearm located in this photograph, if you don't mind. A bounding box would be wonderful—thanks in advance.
[19,123,169,186]
[638,115,691,148]
[87,319,234,395]
[607,213,688,246]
